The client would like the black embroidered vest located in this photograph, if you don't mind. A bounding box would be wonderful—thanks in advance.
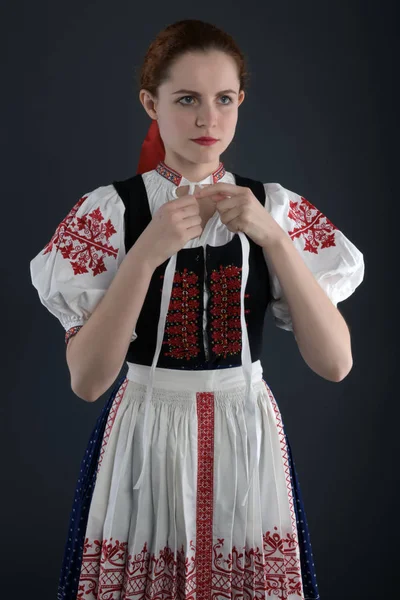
[112,173,272,369]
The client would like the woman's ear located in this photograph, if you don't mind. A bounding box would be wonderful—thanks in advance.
[139,89,158,120]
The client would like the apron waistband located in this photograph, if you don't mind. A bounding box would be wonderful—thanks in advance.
[126,359,264,392]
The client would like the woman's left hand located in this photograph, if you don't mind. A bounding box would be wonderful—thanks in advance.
[195,182,285,248]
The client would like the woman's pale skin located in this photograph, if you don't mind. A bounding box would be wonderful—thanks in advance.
[139,50,353,382]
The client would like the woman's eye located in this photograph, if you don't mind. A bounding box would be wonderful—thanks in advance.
[178,96,195,105]
[178,95,233,106]
[220,95,233,105]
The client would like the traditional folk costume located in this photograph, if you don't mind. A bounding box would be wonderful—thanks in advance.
[30,119,364,599]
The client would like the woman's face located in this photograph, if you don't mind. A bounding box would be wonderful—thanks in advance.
[140,50,245,171]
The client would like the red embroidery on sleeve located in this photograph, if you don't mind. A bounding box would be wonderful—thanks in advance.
[43,195,119,276]
[287,196,337,254]
[65,326,83,346]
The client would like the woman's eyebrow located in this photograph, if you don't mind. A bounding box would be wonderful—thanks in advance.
[171,89,238,96]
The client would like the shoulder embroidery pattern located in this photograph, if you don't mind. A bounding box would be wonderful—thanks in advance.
[287,196,338,254]
[209,265,250,359]
[43,195,119,276]
[160,269,201,360]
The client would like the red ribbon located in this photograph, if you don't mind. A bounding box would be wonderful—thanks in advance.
[136,119,165,175]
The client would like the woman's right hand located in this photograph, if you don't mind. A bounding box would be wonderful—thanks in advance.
[135,193,203,270]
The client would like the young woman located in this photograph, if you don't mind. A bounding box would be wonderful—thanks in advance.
[30,19,364,600]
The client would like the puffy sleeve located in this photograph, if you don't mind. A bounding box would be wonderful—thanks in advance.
[29,184,138,345]
[263,182,365,331]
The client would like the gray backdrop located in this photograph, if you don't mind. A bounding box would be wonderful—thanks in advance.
[2,1,396,598]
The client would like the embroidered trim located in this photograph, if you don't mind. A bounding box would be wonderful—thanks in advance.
[96,380,128,476]
[65,326,83,345]
[156,161,226,186]
[196,392,214,598]
[262,381,299,547]
[287,197,338,254]
[76,531,303,598]
[209,265,250,358]
[160,268,201,360]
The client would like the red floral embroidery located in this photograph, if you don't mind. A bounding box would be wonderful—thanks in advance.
[160,269,201,360]
[209,265,250,358]
[77,531,302,599]
[287,196,337,254]
[43,195,119,275]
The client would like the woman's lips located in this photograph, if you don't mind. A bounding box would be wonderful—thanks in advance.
[191,139,218,146]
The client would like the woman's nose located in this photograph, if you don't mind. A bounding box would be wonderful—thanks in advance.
[196,106,218,128]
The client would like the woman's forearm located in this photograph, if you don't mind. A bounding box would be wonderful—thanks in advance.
[67,239,157,402]
[263,233,353,381]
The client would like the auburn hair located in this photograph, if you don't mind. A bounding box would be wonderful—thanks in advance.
[136,19,250,97]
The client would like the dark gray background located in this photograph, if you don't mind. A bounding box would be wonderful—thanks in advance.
[2,1,396,597]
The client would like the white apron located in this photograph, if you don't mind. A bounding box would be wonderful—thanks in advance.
[75,359,305,599]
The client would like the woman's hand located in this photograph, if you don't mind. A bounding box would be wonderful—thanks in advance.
[136,193,203,269]
[195,182,285,248]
